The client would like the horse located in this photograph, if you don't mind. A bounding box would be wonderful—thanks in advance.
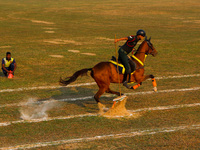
[60,37,158,104]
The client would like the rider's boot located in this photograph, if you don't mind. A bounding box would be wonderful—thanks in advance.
[123,73,130,89]
[128,73,131,83]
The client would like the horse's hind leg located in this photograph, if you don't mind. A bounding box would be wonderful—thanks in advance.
[131,74,157,91]
[131,83,142,90]
[94,87,107,103]
[106,88,122,96]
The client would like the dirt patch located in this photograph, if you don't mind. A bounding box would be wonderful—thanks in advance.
[44,39,81,45]
[96,37,113,41]
[49,55,64,58]
[194,20,200,24]
[68,50,80,53]
[44,7,76,13]
[31,20,55,25]
[0,46,12,49]
[182,20,200,24]
[0,17,6,21]
[98,98,140,118]
[103,98,131,118]
[81,53,96,56]
[139,10,170,15]
[93,6,170,16]
[45,31,55,33]
[182,20,192,23]
[58,143,91,150]
[43,27,57,30]
[98,103,107,115]
[171,17,185,20]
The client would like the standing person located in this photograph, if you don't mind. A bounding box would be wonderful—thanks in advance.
[2,52,17,77]
[114,29,146,88]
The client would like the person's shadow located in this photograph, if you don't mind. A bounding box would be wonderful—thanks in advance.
[0,72,5,77]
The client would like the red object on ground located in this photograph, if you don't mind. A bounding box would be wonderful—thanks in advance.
[8,71,14,79]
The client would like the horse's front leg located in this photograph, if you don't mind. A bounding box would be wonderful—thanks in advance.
[145,74,157,92]
[150,75,157,92]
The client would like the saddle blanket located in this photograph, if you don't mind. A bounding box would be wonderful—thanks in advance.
[109,57,135,75]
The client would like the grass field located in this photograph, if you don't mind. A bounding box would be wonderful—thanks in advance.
[0,0,199,149]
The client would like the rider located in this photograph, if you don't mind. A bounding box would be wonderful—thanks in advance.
[114,29,146,88]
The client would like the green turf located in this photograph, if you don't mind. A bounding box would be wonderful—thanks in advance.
[0,0,199,89]
[0,0,199,149]
[0,107,199,147]
[43,129,200,150]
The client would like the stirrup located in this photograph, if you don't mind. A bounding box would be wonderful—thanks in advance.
[123,81,131,89]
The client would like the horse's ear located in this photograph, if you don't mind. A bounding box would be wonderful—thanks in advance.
[145,36,147,41]
[149,37,151,41]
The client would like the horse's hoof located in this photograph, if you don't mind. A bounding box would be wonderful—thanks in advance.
[153,87,157,92]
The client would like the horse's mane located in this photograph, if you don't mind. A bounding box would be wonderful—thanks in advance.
[134,40,146,55]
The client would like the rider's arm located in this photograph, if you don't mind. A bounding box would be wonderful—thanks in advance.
[114,37,128,43]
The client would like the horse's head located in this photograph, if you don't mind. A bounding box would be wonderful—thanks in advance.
[144,37,157,56]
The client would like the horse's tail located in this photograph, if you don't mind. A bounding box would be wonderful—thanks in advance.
[59,68,92,86]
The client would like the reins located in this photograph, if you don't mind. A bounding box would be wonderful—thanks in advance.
[131,40,154,69]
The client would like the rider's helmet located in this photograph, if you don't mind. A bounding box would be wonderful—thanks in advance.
[136,29,146,37]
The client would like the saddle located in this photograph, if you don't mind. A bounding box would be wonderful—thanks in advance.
[109,56,136,74]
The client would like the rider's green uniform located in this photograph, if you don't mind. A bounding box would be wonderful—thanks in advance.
[118,35,139,75]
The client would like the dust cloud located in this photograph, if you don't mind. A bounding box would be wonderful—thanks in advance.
[19,98,59,120]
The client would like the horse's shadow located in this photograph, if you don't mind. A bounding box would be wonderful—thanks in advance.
[52,86,96,107]
[39,86,113,113]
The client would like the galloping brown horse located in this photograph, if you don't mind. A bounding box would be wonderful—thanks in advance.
[60,37,158,103]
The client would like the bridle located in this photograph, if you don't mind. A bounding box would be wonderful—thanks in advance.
[131,37,156,69]
[134,39,155,55]
[146,40,155,55]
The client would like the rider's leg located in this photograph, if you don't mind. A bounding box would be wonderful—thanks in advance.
[122,73,129,88]
[123,73,127,83]
[128,73,131,82]
[121,61,131,83]
[128,59,136,83]
[118,50,131,88]
[129,59,136,72]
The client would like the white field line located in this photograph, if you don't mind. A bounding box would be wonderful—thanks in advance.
[154,74,200,80]
[0,114,97,127]
[0,74,199,93]
[0,82,96,93]
[129,103,200,113]
[1,124,200,150]
[0,103,199,127]
[0,87,199,108]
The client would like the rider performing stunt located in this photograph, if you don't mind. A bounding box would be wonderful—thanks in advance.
[114,29,146,88]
